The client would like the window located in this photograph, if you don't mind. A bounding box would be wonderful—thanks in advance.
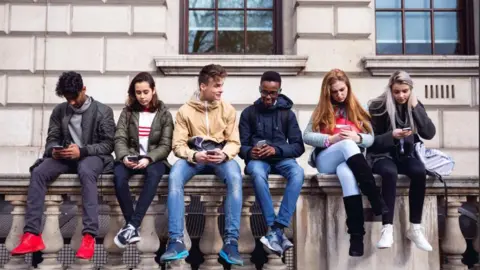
[183,0,282,54]
[375,0,475,55]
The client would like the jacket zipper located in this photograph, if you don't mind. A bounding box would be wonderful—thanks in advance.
[205,101,210,137]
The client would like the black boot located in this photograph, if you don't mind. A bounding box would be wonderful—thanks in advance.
[346,153,389,216]
[343,195,365,257]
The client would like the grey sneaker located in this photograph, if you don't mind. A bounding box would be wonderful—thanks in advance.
[260,229,283,256]
[281,233,294,252]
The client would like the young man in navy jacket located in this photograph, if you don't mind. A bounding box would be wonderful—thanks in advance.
[238,71,305,257]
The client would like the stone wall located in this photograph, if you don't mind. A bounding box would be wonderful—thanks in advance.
[0,0,478,176]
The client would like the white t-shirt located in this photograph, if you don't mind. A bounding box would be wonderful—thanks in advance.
[138,111,156,156]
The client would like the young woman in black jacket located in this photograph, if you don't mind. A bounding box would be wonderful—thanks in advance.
[368,70,436,251]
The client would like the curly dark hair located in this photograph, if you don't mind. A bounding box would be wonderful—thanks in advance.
[126,72,160,112]
[55,71,84,97]
[198,64,227,87]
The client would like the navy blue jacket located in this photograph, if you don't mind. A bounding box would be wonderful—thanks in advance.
[238,94,305,164]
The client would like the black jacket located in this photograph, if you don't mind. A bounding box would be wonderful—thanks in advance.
[368,100,436,164]
[238,94,305,164]
[38,98,116,173]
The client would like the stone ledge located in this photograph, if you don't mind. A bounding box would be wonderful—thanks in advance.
[0,174,476,196]
[153,55,309,76]
[362,55,479,77]
[7,0,167,4]
[295,0,371,7]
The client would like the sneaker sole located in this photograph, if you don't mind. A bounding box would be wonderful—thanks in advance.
[260,236,282,256]
[219,250,243,266]
[128,236,141,244]
[114,236,127,249]
[160,250,189,262]
[11,244,45,256]
[406,235,432,251]
[376,243,393,249]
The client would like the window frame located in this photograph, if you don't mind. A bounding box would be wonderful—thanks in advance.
[374,0,475,55]
[180,0,283,55]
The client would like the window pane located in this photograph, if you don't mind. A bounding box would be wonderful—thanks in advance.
[219,0,244,8]
[405,12,432,54]
[376,12,402,54]
[434,12,460,54]
[247,11,273,53]
[218,11,245,53]
[434,0,459,8]
[188,10,215,53]
[189,0,214,8]
[248,0,274,8]
[375,0,401,8]
[405,0,430,8]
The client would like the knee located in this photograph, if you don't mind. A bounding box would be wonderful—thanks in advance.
[379,166,398,183]
[146,162,166,178]
[168,172,185,192]
[289,165,304,186]
[226,172,243,192]
[337,139,358,151]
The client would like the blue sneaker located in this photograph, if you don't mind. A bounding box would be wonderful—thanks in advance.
[219,239,243,266]
[160,238,189,262]
[281,232,294,253]
[260,228,283,256]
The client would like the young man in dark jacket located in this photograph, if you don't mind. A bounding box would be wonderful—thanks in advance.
[11,71,115,260]
[239,71,305,257]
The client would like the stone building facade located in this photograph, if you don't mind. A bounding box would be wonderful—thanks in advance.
[0,0,478,176]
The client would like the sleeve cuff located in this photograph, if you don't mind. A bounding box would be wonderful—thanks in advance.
[79,147,88,159]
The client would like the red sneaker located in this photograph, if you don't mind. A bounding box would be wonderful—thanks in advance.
[11,233,45,255]
[76,234,95,259]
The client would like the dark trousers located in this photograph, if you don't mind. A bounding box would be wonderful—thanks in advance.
[25,157,103,236]
[372,157,427,224]
[113,161,166,229]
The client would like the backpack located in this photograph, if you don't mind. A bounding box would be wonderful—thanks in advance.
[414,141,455,219]
[247,106,290,137]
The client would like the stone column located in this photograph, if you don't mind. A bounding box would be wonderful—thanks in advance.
[198,195,223,270]
[102,196,128,270]
[166,196,192,270]
[134,196,160,270]
[441,196,467,270]
[263,196,287,270]
[37,195,64,270]
[232,196,256,270]
[68,196,95,270]
[2,195,29,270]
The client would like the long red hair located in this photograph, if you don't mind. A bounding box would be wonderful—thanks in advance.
[311,69,372,134]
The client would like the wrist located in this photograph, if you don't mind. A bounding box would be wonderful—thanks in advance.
[192,152,197,162]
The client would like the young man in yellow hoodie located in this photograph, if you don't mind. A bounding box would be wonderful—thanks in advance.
[160,64,243,266]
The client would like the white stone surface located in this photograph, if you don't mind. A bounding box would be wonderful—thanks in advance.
[0,37,34,71]
[0,108,33,146]
[32,107,53,147]
[105,38,165,72]
[10,4,46,32]
[0,4,6,33]
[72,5,131,33]
[0,74,5,106]
[336,7,372,37]
[6,76,45,104]
[475,78,479,106]
[443,111,479,148]
[133,6,166,34]
[47,5,70,33]
[82,75,130,105]
[296,6,334,35]
[423,110,440,148]
[40,37,104,71]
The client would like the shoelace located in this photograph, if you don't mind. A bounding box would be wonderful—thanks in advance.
[167,239,183,249]
[121,227,135,240]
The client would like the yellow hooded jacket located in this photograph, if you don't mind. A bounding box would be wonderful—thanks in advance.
[172,91,240,163]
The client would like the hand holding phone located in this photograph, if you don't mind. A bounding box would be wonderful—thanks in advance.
[127,156,139,162]
[402,127,412,131]
[256,140,267,148]
[52,145,65,151]
[206,150,217,156]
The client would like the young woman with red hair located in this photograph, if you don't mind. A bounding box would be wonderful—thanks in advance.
[303,69,388,256]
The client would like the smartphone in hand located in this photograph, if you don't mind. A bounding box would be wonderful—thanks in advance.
[206,150,217,156]
[402,127,412,131]
[52,145,65,151]
[256,140,267,148]
[127,156,139,162]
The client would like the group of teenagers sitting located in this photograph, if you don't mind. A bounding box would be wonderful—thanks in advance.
[9,64,436,266]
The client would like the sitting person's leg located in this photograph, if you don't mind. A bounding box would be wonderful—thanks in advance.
[336,162,365,257]
[271,158,304,253]
[75,156,104,259]
[113,162,135,227]
[372,158,398,249]
[245,160,274,225]
[12,158,72,255]
[399,157,432,251]
[160,159,202,262]
[214,159,243,266]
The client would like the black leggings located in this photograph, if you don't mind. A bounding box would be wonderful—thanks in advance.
[372,157,427,224]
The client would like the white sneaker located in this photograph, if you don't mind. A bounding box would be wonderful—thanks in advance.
[406,224,433,251]
[376,224,394,249]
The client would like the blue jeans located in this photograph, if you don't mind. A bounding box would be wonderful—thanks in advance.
[245,158,304,227]
[167,159,243,241]
[315,140,361,197]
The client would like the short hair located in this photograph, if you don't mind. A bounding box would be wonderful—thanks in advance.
[260,71,282,86]
[55,71,84,97]
[198,64,227,87]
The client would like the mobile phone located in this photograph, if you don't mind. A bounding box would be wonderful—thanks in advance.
[127,156,139,162]
[256,140,267,147]
[206,150,217,155]
[402,127,412,131]
[52,145,65,151]
[336,124,352,130]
